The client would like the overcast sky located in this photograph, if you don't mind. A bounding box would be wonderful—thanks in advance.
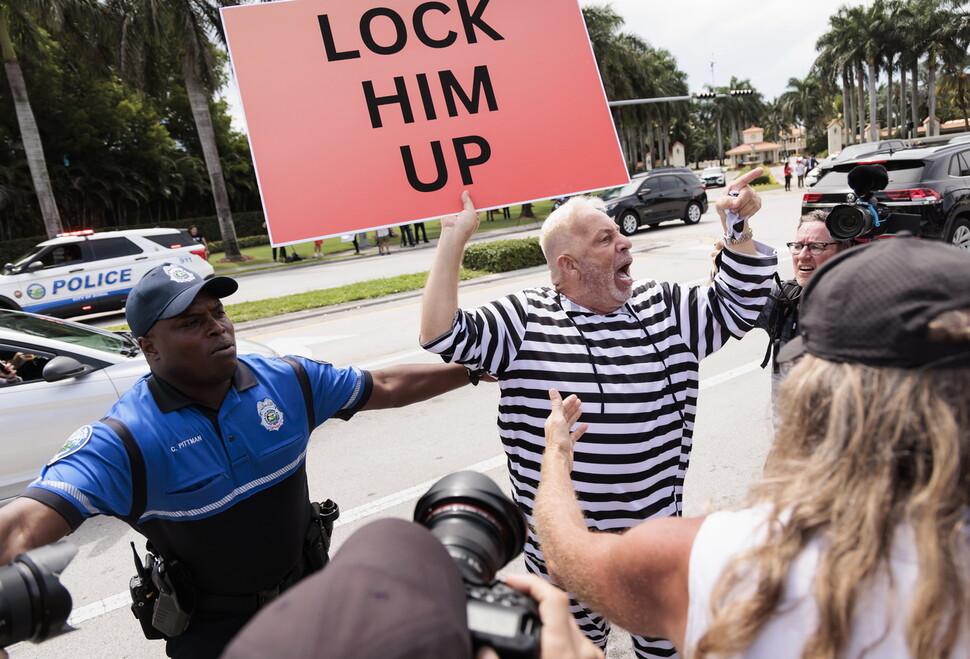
[596,0,877,101]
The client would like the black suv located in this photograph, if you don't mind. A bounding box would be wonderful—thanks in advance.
[601,170,708,236]
[801,142,970,250]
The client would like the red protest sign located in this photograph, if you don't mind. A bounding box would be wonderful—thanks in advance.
[222,0,627,245]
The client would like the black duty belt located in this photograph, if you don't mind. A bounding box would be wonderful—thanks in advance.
[194,568,302,614]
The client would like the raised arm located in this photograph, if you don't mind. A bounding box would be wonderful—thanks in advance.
[419,192,481,344]
[0,497,72,564]
[362,362,470,410]
[534,390,701,649]
[716,167,764,256]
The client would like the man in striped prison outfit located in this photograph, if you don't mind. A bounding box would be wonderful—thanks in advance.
[420,171,776,658]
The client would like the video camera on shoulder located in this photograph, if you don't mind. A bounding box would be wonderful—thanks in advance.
[825,164,922,240]
[414,471,541,659]
[0,542,76,649]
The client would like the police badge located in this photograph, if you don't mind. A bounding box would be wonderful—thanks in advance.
[257,398,284,431]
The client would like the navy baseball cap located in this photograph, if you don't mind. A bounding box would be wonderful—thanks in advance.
[125,263,238,338]
[777,237,970,368]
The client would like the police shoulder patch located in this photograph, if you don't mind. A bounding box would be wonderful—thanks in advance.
[49,425,94,465]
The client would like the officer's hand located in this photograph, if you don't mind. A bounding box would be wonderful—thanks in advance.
[503,574,604,659]
[439,191,481,245]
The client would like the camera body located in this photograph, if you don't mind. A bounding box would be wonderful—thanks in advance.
[415,471,541,659]
[825,164,921,240]
[0,542,76,648]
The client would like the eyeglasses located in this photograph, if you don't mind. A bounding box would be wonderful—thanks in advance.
[787,241,837,255]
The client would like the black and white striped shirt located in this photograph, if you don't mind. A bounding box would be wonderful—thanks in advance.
[424,245,777,564]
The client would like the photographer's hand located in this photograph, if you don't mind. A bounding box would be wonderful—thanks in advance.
[501,574,604,659]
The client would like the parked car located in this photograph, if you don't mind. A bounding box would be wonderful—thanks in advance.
[600,170,709,236]
[0,309,277,503]
[700,166,726,187]
[801,141,970,250]
[809,140,908,187]
[0,228,213,319]
[631,166,695,179]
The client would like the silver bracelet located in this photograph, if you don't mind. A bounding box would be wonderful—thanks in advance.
[723,227,753,245]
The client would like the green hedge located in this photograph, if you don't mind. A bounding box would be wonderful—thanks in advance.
[462,237,545,273]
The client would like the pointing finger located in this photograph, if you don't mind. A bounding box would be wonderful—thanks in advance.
[729,166,764,191]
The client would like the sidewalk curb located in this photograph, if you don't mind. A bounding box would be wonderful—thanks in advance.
[219,221,543,279]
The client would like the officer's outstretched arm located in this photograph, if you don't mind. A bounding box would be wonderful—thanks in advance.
[0,498,72,565]
[362,362,470,410]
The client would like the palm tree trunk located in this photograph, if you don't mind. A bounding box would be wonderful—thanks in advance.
[856,63,866,142]
[911,62,919,137]
[181,57,242,261]
[885,67,893,138]
[844,71,854,147]
[1,14,63,238]
[867,61,879,142]
[899,67,907,138]
[646,118,655,170]
[927,55,938,137]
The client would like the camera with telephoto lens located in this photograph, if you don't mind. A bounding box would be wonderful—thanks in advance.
[825,164,922,240]
[414,471,541,659]
[0,542,77,649]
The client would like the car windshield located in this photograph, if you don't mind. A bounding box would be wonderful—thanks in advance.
[0,310,135,356]
[600,180,641,200]
[702,168,721,175]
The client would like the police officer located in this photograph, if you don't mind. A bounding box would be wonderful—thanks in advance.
[0,263,475,658]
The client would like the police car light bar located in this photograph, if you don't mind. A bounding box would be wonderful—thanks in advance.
[55,229,95,238]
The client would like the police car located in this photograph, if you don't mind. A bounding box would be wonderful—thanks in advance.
[0,228,214,318]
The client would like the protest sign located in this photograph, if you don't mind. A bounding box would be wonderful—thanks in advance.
[222,0,627,244]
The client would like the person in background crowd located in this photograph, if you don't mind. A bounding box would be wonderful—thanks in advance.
[262,221,287,263]
[376,227,391,255]
[794,158,807,188]
[413,221,429,243]
[188,225,209,260]
[535,237,970,658]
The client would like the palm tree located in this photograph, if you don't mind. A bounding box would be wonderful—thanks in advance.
[110,0,244,260]
[938,52,970,130]
[0,2,100,237]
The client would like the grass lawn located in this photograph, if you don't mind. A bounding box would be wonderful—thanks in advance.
[210,201,552,275]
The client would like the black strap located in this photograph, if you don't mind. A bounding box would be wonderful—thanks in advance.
[101,416,147,523]
[281,356,315,430]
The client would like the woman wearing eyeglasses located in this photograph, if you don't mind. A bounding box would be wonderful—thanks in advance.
[755,211,852,422]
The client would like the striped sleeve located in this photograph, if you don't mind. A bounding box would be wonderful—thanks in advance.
[661,240,776,360]
[421,290,533,374]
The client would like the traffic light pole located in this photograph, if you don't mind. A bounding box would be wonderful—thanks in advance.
[607,91,751,167]
[607,89,752,107]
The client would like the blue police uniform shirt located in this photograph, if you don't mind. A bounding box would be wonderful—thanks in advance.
[23,353,369,594]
